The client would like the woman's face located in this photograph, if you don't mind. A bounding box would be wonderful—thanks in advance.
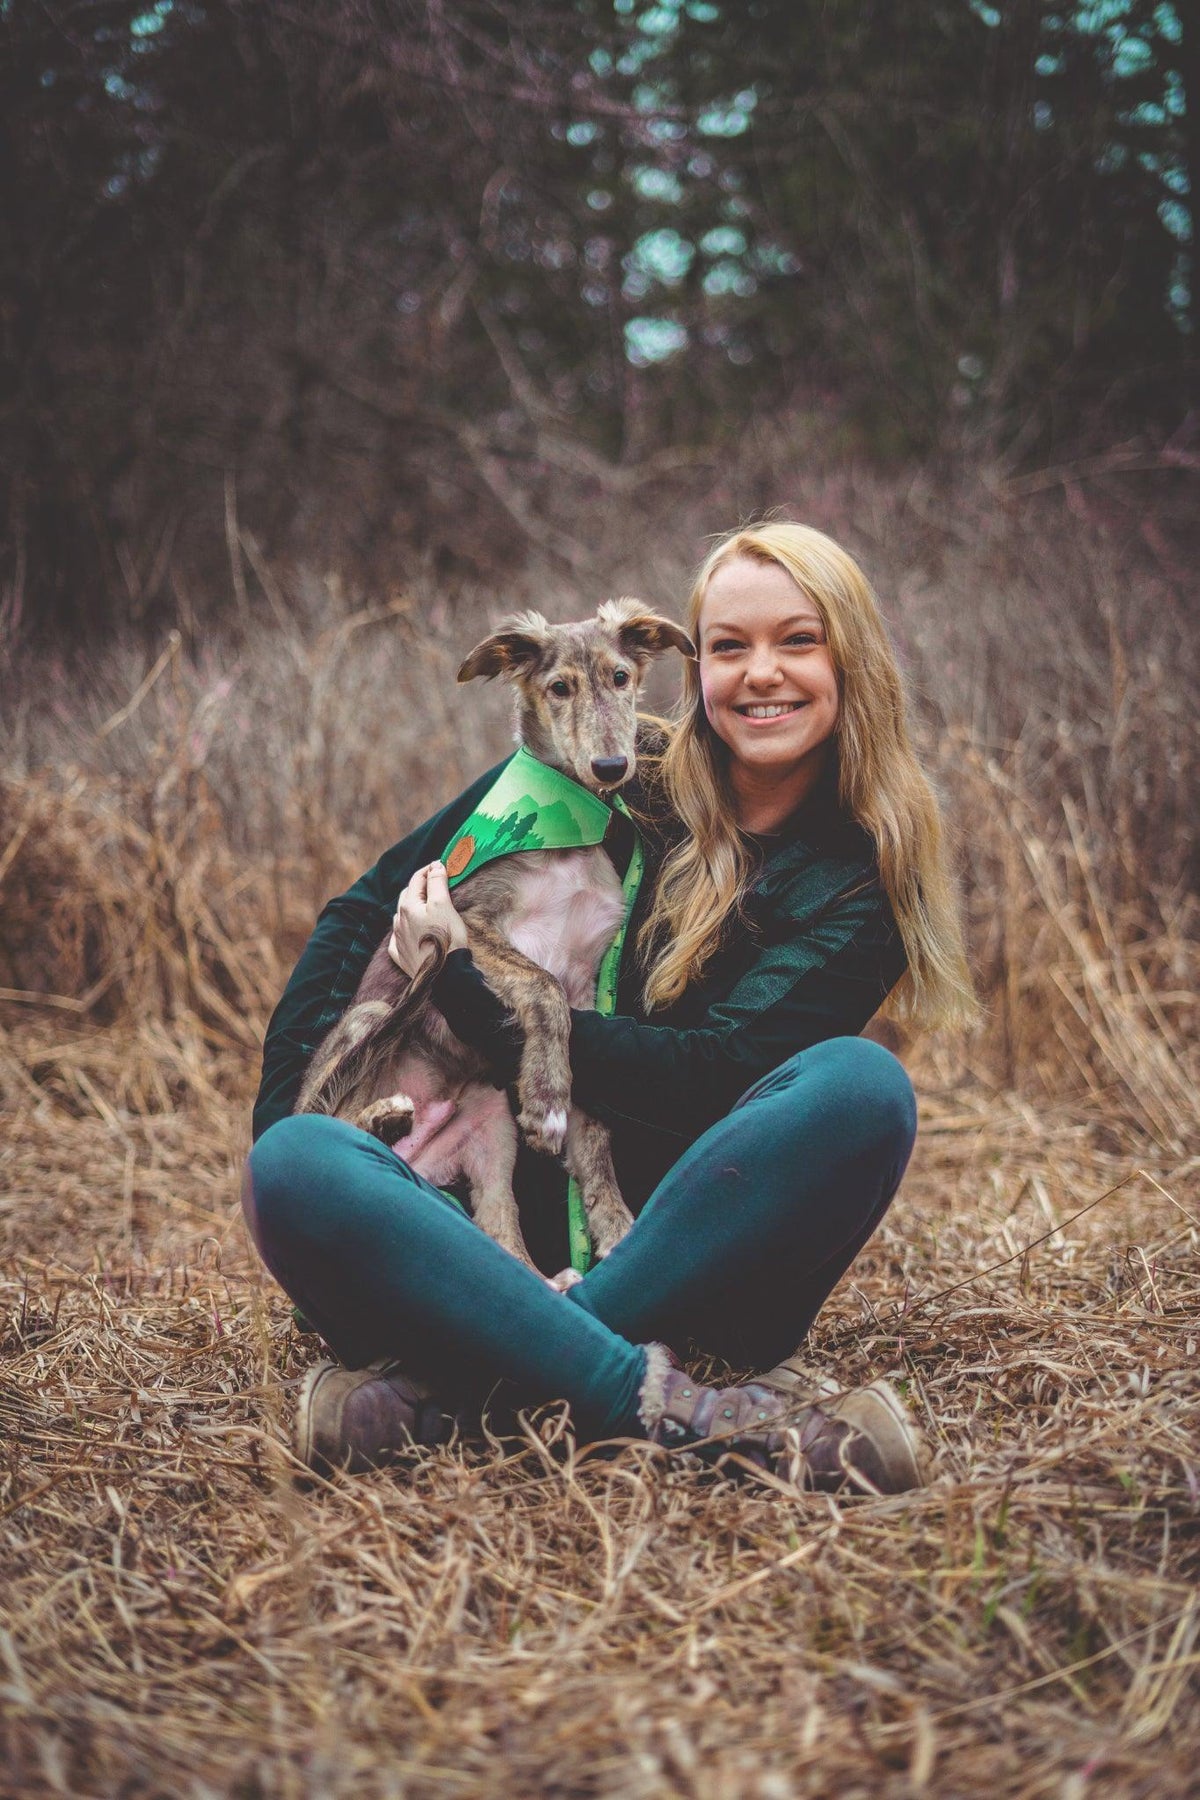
[696,554,840,791]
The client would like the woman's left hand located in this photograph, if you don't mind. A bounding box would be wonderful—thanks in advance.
[388,862,469,977]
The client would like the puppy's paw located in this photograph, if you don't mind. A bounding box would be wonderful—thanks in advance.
[516,1053,572,1157]
[518,1103,570,1158]
[546,1267,584,1293]
[356,1095,415,1147]
[587,1196,635,1262]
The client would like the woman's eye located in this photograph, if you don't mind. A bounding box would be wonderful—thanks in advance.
[613,668,630,688]
[549,679,570,698]
[708,639,743,654]
[785,633,819,647]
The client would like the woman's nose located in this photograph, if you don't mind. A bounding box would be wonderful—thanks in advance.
[744,644,783,685]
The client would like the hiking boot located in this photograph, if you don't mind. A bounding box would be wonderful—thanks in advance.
[294,1359,460,1476]
[755,1351,929,1494]
[636,1345,927,1495]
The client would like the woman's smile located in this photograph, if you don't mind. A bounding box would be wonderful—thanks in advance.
[734,700,807,721]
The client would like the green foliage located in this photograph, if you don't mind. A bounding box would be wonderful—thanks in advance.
[613,0,1193,445]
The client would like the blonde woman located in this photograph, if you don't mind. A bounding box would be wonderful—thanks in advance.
[244,523,974,1488]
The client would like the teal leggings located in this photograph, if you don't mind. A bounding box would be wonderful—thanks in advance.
[243,1037,916,1441]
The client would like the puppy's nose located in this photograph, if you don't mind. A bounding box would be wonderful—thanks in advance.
[591,756,629,786]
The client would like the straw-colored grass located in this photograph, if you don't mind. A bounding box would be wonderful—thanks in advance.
[0,467,1196,1796]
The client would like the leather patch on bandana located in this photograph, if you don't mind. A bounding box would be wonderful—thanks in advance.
[445,835,475,879]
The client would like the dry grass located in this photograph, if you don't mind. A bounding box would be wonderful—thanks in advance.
[0,463,1196,1796]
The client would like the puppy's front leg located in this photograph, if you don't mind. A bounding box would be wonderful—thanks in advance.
[565,1110,634,1262]
[467,920,573,1157]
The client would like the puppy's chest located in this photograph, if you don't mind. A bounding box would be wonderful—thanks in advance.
[502,849,625,1005]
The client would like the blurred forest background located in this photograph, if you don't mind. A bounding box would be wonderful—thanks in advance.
[1,0,1197,635]
[1,7,1199,1795]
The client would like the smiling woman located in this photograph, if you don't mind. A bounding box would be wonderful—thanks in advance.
[640,522,976,1024]
[245,519,973,1493]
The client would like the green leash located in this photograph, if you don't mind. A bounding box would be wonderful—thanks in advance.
[442,747,644,1275]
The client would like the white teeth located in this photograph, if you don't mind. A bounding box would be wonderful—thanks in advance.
[740,703,800,719]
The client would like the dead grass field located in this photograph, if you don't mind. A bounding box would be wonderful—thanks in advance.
[0,467,1196,1797]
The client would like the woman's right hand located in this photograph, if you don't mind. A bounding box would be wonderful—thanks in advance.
[388,861,470,977]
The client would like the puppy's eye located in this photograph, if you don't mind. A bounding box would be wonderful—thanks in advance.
[613,668,631,688]
[549,678,570,698]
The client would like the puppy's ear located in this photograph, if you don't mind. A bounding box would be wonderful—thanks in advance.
[598,597,696,663]
[458,611,552,682]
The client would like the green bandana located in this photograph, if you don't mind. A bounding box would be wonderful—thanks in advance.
[442,745,614,881]
[442,745,643,1274]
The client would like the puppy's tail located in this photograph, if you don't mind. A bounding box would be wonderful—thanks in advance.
[347,926,454,1061]
[393,926,450,1020]
[297,929,452,1118]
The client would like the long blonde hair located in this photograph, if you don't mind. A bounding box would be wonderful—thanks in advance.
[639,522,976,1030]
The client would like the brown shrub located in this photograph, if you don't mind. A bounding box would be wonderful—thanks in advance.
[0,458,1196,1796]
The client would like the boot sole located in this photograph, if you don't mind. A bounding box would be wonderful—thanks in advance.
[294,1360,340,1472]
[827,1379,928,1492]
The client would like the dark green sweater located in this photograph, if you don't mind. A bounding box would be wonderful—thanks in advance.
[252,755,906,1236]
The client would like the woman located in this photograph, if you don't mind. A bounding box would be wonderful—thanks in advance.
[244,523,974,1490]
